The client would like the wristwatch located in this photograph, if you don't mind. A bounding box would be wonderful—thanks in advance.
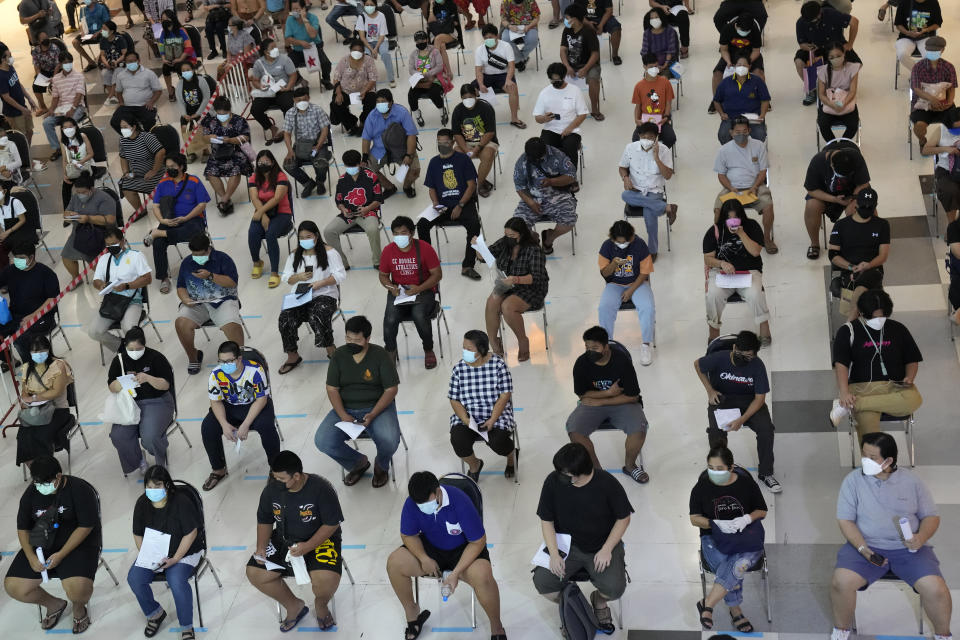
[857,544,866,554]
[207,273,215,282]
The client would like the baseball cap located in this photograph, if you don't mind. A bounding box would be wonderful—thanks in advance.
[856,188,878,210]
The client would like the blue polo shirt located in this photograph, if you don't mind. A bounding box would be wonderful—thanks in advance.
[284,12,322,50]
[400,486,484,550]
[712,74,771,118]
[176,249,238,308]
[83,2,110,33]
[153,174,211,219]
[361,104,419,162]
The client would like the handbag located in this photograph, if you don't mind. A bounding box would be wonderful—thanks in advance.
[711,519,765,554]
[98,258,134,321]
[158,175,190,220]
[101,355,141,425]
[212,140,237,161]
[28,495,60,550]
[19,402,55,426]
[292,112,316,162]
[72,223,105,257]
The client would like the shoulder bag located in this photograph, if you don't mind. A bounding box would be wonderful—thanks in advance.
[101,354,141,425]
[28,492,60,551]
[711,518,765,554]
[98,256,135,321]
[18,364,55,426]
[158,175,191,220]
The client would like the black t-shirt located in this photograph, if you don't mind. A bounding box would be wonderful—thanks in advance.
[536,470,633,552]
[132,490,203,558]
[0,262,59,320]
[107,347,175,401]
[697,350,770,398]
[572,347,640,397]
[17,476,102,553]
[832,318,923,384]
[702,219,764,272]
[688,467,767,537]
[451,100,499,146]
[829,215,890,266]
[718,21,762,60]
[256,474,344,544]
[894,0,942,41]
[574,0,612,24]
[561,24,600,69]
[803,141,870,196]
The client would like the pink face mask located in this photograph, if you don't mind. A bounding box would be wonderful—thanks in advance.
[725,218,742,230]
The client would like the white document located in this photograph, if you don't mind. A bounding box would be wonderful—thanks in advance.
[393,163,410,186]
[393,287,417,305]
[33,73,51,88]
[268,80,286,94]
[286,550,311,585]
[349,92,362,105]
[716,272,752,289]
[741,112,762,123]
[81,33,98,42]
[135,528,171,569]
[408,72,424,88]
[36,547,49,583]
[530,533,571,569]
[335,421,366,440]
[713,408,741,432]
[27,400,49,407]
[565,74,587,91]
[669,3,686,14]
[255,554,286,571]
[899,517,917,553]
[470,233,498,270]
[151,23,163,39]
[712,519,740,534]
[468,417,489,442]
[480,87,497,104]
[97,279,130,296]
[116,374,139,392]
[417,204,441,222]
[281,291,312,311]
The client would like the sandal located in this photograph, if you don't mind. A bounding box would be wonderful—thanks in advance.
[696,599,714,630]
[372,464,390,488]
[268,274,281,288]
[278,357,303,375]
[41,601,68,630]
[591,112,605,122]
[280,605,309,633]
[159,278,171,294]
[73,613,91,634]
[623,465,650,484]
[806,245,820,260]
[343,460,371,486]
[548,18,560,28]
[144,610,166,638]
[187,350,204,375]
[251,260,264,279]
[731,612,754,633]
[878,5,887,21]
[404,610,431,640]
[180,630,195,640]
[317,614,335,631]
[490,337,504,357]
[273,132,286,144]
[765,239,779,254]
[509,120,527,129]
[589,591,615,634]
[202,470,227,491]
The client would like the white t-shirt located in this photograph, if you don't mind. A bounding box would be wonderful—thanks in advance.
[532,83,589,135]
[93,249,152,298]
[619,140,673,193]
[0,197,26,228]
[355,12,388,42]
[280,248,347,301]
[474,40,514,76]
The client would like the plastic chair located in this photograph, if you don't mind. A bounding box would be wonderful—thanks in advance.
[698,547,772,623]
[5,129,42,199]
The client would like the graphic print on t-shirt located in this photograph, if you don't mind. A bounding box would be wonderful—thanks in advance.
[711,494,746,520]
[565,33,584,66]
[461,116,486,142]
[720,369,755,388]
[343,187,368,208]
[613,255,635,279]
[908,9,931,30]
[298,503,316,523]
[591,377,615,391]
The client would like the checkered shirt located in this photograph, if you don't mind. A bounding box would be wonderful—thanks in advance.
[448,354,515,430]
[282,103,331,138]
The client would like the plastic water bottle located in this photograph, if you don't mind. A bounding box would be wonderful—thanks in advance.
[440,571,452,601]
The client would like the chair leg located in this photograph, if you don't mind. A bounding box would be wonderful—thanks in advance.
[40,239,55,263]
[907,416,916,467]
[542,307,549,350]
[763,558,772,623]
[77,425,90,450]
[146,318,163,343]
[241,316,252,339]
[99,343,105,367]
[98,556,120,586]
[471,589,477,628]
[275,419,285,442]
[343,558,355,586]
[200,326,211,341]
[194,574,203,629]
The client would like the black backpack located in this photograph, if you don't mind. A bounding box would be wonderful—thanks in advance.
[558,582,600,640]
[381,121,411,166]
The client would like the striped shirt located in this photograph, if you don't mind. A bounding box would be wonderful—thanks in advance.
[49,70,86,109]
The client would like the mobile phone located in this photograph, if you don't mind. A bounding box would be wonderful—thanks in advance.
[305,265,314,273]
[868,552,886,567]
[295,283,311,296]
[552,113,561,120]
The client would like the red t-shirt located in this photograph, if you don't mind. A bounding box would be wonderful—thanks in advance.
[248,171,293,216]
[379,239,440,287]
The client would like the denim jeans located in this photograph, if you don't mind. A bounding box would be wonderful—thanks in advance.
[314,402,401,471]
[598,281,655,343]
[43,106,86,150]
[700,535,762,607]
[368,39,395,82]
[326,3,357,39]
[501,27,539,63]
[127,562,195,628]
[248,214,294,274]
[621,190,667,255]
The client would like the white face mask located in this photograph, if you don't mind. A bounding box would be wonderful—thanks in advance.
[736,27,751,37]
[62,127,76,138]
[735,65,749,76]
[646,66,659,77]
[296,100,309,111]
[639,139,655,151]
[269,47,280,58]
[61,62,73,72]
[462,97,476,109]
[865,317,886,330]
[126,348,146,360]
[861,457,888,476]
[614,241,630,249]
[350,50,364,60]
[120,127,133,138]
[649,17,661,28]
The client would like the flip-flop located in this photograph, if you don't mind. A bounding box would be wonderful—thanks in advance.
[806,245,820,260]
[187,350,204,375]
[278,357,303,375]
[41,602,67,630]
[280,605,309,633]
[404,610,431,640]
[317,614,335,631]
[591,112,605,121]
[72,613,91,634]
[510,120,527,129]
[731,613,754,633]
[202,471,227,491]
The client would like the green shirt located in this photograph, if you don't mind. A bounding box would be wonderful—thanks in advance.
[326,344,399,408]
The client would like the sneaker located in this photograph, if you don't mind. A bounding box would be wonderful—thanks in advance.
[759,474,782,493]
[207,50,219,60]
[830,628,851,640]
[389,79,397,88]
[403,186,416,198]
[301,180,316,198]
[142,233,153,247]
[466,458,484,482]
[461,267,481,281]
[31,160,47,172]
[516,60,526,72]
[316,182,327,196]
[105,96,119,105]
[638,343,653,366]
[829,399,850,428]
[424,350,437,369]
[802,89,817,106]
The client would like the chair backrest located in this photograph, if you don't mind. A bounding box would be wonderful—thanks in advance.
[247,23,263,47]
[5,129,31,170]
[172,479,208,551]
[439,472,482,520]
[705,334,737,356]
[101,186,124,227]
[185,25,203,59]
[241,345,272,386]
[150,124,181,157]
[168,364,178,415]
[608,339,631,364]
[11,186,41,234]
[201,73,217,96]
[379,3,398,38]
[66,381,78,415]
[80,125,108,163]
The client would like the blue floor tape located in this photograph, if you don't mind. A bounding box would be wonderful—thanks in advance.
[245,475,269,481]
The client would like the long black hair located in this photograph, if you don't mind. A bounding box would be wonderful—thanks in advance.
[254,149,280,190]
[292,220,329,272]
[24,334,57,390]
[160,9,181,34]
[824,41,845,92]
[503,216,536,247]
[143,464,177,496]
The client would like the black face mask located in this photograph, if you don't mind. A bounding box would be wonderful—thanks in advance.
[166,168,180,178]
[107,244,123,256]
[162,20,173,30]
[551,79,564,89]
[503,236,517,248]
[732,352,751,367]
[585,350,603,363]
[556,473,573,485]
[345,343,363,354]
[416,41,428,50]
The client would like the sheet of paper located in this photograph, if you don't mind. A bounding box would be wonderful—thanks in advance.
[81,33,98,41]
[27,400,49,407]
[408,72,424,88]
[716,272,752,289]
[470,233,498,269]
[669,3,686,14]
[565,74,587,91]
[152,23,163,39]
[281,291,312,311]
[393,287,417,305]
[97,279,129,296]
[393,163,410,186]
[530,533,571,569]
[36,547,49,583]
[713,408,741,432]
[235,434,243,455]
[255,554,287,571]
[33,73,51,88]
[417,204,441,222]
[468,417,489,442]
[268,80,285,93]
[349,92,362,105]
[479,87,498,104]
[335,420,366,440]
[135,528,171,569]
[286,550,311,585]
[741,112,762,123]
[712,519,740,534]
[116,374,138,392]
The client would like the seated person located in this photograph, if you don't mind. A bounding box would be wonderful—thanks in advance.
[58,120,94,209]
[651,0,693,59]
[3,456,101,634]
[426,0,464,80]
[533,63,589,169]
[451,84,499,197]
[640,9,679,73]
[201,96,253,215]
[107,327,174,475]
[561,5,603,120]
[574,0,621,65]
[249,39,300,145]
[794,1,859,105]
[512,138,578,255]
[566,326,650,483]
[921,115,960,223]
[386,471,506,639]
[449,329,518,480]
[329,39,378,137]
[632,54,677,149]
[830,290,923,439]
[619,123,675,259]
[949,215,960,323]
[200,341,280,491]
[354,0,395,89]
[245,451,344,633]
[893,0,942,72]
[597,220,655,363]
[909,36,957,148]
[40,52,87,162]
[117,119,166,213]
[285,0,332,88]
[817,42,861,142]
[379,216,443,369]
[174,233,244,374]
[0,181,37,267]
[88,227,152,352]
[712,57,770,144]
[110,52,163,133]
[15,336,73,468]
[0,135,22,184]
[828,188,889,321]
[281,85,331,198]
[533,442,632,633]
[98,22,128,104]
[0,242,60,362]
[360,89,421,197]
[314,315,401,488]
[803,139,870,259]
[694,331,780,492]
[473,25,525,129]
[61,175,121,282]
[71,0,109,70]
[477,217,549,361]
[689,445,768,634]
[407,31,448,127]
[712,11,764,103]
[248,149,294,288]
[499,0,540,70]
[128,465,203,639]
[144,153,210,295]
[713,117,776,252]
[703,201,771,344]
[324,150,384,269]
[418,130,482,281]
[713,0,767,33]
[830,432,951,640]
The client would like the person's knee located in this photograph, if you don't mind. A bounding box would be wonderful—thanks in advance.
[4,577,26,600]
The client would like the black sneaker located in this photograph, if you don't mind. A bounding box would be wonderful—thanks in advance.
[403,186,416,198]
[316,182,327,196]
[759,474,783,493]
[466,459,484,482]
[461,267,481,280]
[322,80,335,91]
[612,56,622,66]
[516,60,526,72]
[302,180,317,198]
[207,49,219,60]
[802,89,817,106]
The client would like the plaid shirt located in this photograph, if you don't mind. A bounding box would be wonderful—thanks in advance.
[282,103,331,139]
[487,239,550,304]
[448,355,515,430]
[50,70,86,108]
[910,58,957,106]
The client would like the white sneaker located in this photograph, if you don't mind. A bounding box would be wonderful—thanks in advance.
[759,474,783,493]
[138,458,149,476]
[829,399,849,428]
[389,79,397,88]
[638,343,653,366]
[830,628,851,640]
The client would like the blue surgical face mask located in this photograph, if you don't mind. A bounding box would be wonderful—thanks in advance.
[345,166,360,175]
[145,488,167,502]
[417,499,439,515]
[181,70,194,80]
[61,62,73,72]
[707,468,731,485]
[13,257,28,270]
[299,238,316,250]
[126,61,139,72]
[192,254,209,266]
[484,38,496,48]
[220,360,238,375]
[216,113,230,123]
[31,352,49,364]
[35,481,57,495]
[563,17,572,28]
[393,234,410,249]
[462,349,478,363]
[926,51,942,61]
[376,102,390,114]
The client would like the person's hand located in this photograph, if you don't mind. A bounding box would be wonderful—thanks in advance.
[580,396,600,406]
[477,83,487,94]
[289,542,307,557]
[144,169,156,180]
[719,112,729,120]
[160,217,178,226]
[720,261,735,275]
[0,230,9,242]
[27,553,46,573]
[621,175,633,190]
[839,390,856,409]
[502,275,517,286]
[606,380,622,397]
[387,283,400,296]
[441,570,459,595]
[904,535,924,551]
[261,217,269,232]
[222,425,238,442]
[237,425,250,441]
[504,79,515,90]
[731,514,752,532]
[727,416,745,432]
[479,418,494,431]
[334,91,344,105]
[851,261,871,273]
[401,155,412,166]
[842,41,853,52]
[619,288,632,303]
[549,551,565,578]
[254,547,267,564]
[284,152,294,165]
[746,188,757,198]
[529,200,542,215]
[593,547,612,572]
[946,146,960,156]
[371,49,379,60]
[418,555,440,577]
[158,556,178,570]
[707,389,722,405]
[134,372,151,385]
[193,269,211,280]
[358,413,373,427]
[576,68,587,79]
[450,205,461,220]
[19,316,31,328]
[44,551,63,570]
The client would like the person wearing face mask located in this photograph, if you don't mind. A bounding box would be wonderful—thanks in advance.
[0,179,36,267]
[0,244,60,362]
[156,9,196,102]
[88,227,152,351]
[473,23,525,129]
[689,445,768,634]
[533,63,588,169]
[201,96,252,212]
[597,220,655,363]
[921,115,960,226]
[640,8,677,73]
[144,154,210,294]
[58,119,94,209]
[315,315,401,488]
[39,52,87,162]
[573,0,621,66]
[631,54,677,149]
[0,133,23,185]
[245,451,345,632]
[355,0,395,87]
[388,470,507,640]
[110,52,162,133]
[830,289,923,439]
[97,21,128,105]
[325,149,384,268]
[330,39,379,136]
[248,149,293,286]
[201,0,232,60]
[250,38,300,145]
[712,55,769,144]
[711,12,763,110]
[794,1,859,106]
[407,31,448,128]
[499,0,539,70]
[281,85,332,199]
[277,221,346,371]
[0,43,40,147]
[513,137,577,255]
[909,37,958,148]
[619,122,675,260]
[362,89,422,197]
[533,442,632,632]
[4,456,100,635]
[828,188,889,322]
[61,173,123,281]
[426,0,464,80]
[70,0,109,70]
[893,0,942,72]
[561,5,603,120]
[174,60,212,160]
[803,139,871,259]
[831,432,953,640]
[284,0,333,89]
[221,17,256,77]
[106,327,173,474]
[650,0,692,56]
[451,83,498,197]
[128,465,203,640]
[29,32,62,113]
[14,335,73,469]
[816,42,861,142]
[448,330,517,480]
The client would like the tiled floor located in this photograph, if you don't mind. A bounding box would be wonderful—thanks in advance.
[0,0,955,638]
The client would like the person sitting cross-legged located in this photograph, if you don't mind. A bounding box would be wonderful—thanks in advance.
[921,114,960,224]
[803,139,870,260]
[909,36,958,148]
[324,150,385,269]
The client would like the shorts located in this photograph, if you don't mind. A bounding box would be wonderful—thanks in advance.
[909,105,959,125]
[586,17,620,33]
[7,114,33,137]
[571,64,601,80]
[246,531,343,576]
[407,534,491,573]
[713,185,773,212]
[835,542,941,589]
[101,67,117,85]
[476,73,509,94]
[565,402,648,436]
[6,546,100,581]
[466,140,499,153]
[532,540,626,599]
[32,83,49,94]
[805,193,848,222]
[713,53,765,74]
[839,267,883,291]
[177,298,242,327]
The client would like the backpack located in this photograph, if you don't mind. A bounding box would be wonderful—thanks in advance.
[705,334,737,356]
[558,582,600,640]
[381,121,411,165]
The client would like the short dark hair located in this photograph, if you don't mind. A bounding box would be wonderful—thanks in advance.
[436,128,454,140]
[731,116,751,130]
[343,149,362,166]
[103,20,117,32]
[376,88,394,102]
[103,225,123,242]
[707,445,734,468]
[213,96,231,112]
[270,450,304,475]
[861,431,898,466]
[719,198,747,221]
[167,152,187,170]
[391,215,416,233]
[143,464,175,493]
[463,329,489,356]
[735,330,760,353]
[218,340,241,359]
[830,148,857,176]
[414,30,429,41]
[345,315,373,338]
[552,442,594,476]
[481,23,498,36]
[123,326,147,347]
[11,241,36,257]
[59,51,74,63]
[636,122,659,138]
[800,0,821,20]
[608,220,634,240]
[857,288,893,318]
[30,455,62,483]
[546,61,566,79]
[408,470,440,503]
[564,3,585,19]
[641,52,658,66]
[735,12,753,30]
[293,85,310,98]
[460,83,477,97]
[73,173,95,189]
[582,325,609,345]
[188,232,211,252]
[524,136,547,160]
[126,50,140,60]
